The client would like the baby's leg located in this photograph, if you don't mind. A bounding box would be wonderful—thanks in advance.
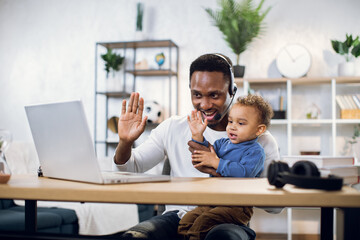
[187,206,253,240]
[178,206,212,238]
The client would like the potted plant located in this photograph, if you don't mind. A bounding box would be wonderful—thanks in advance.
[101,48,125,79]
[331,34,360,76]
[135,2,145,40]
[205,0,271,77]
[349,124,360,164]
[101,48,125,91]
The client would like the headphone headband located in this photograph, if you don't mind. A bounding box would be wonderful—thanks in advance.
[212,53,237,96]
[267,161,343,191]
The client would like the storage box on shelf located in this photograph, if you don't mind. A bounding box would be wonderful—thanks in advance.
[94,40,179,156]
[341,109,360,119]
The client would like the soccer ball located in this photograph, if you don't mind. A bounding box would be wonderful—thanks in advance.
[144,101,163,124]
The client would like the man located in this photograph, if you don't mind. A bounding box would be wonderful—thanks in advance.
[114,53,280,240]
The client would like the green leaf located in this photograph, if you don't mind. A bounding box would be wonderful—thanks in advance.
[101,48,125,78]
[352,43,360,58]
[338,42,349,55]
[331,40,340,53]
[345,34,353,48]
[205,0,271,65]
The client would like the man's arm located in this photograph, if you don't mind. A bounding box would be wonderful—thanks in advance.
[114,92,147,165]
[258,131,280,177]
[187,140,221,177]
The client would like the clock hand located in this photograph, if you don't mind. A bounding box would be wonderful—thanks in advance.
[284,48,295,62]
[293,54,304,61]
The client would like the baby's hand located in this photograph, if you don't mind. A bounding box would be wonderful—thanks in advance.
[192,146,219,170]
[187,110,207,141]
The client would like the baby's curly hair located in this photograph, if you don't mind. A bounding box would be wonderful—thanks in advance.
[235,95,273,128]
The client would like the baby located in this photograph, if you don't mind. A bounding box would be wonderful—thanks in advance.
[178,94,273,240]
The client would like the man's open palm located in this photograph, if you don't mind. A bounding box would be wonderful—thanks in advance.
[118,92,147,142]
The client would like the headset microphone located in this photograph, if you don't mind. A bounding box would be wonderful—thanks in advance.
[214,88,237,121]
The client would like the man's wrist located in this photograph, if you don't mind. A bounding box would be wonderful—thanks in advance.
[114,140,133,165]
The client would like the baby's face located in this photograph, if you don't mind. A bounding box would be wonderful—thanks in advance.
[226,104,262,144]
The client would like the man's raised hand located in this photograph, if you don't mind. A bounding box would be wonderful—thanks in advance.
[117,92,148,143]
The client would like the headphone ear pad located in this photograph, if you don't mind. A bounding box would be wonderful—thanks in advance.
[291,161,320,177]
[267,161,290,188]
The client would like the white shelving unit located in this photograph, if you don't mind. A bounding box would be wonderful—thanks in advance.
[235,76,360,157]
[235,76,360,240]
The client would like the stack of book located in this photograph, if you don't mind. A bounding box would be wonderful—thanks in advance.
[281,155,359,185]
[336,94,360,119]
[336,94,360,110]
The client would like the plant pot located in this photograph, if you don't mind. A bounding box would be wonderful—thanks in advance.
[135,31,146,40]
[106,72,122,92]
[233,65,245,78]
[352,139,360,165]
[338,62,355,77]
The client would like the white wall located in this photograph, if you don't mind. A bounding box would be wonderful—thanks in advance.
[1,0,359,142]
[0,0,359,234]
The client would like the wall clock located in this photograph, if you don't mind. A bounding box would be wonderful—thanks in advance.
[276,44,312,78]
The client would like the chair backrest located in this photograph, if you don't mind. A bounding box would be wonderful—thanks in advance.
[162,157,171,175]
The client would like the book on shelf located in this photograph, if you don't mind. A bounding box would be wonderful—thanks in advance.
[281,155,354,168]
[353,95,360,109]
[336,94,360,109]
[336,95,346,109]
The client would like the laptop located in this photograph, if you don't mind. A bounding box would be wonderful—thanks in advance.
[25,100,171,184]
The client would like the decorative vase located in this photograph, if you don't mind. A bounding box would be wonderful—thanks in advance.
[338,62,355,77]
[135,31,146,40]
[233,65,245,78]
[106,71,122,92]
[351,139,360,165]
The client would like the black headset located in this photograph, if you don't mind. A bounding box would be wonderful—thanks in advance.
[212,53,237,96]
[212,54,238,121]
[267,160,343,191]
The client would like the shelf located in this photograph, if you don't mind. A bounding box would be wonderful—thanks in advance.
[105,139,118,144]
[335,119,360,124]
[239,77,360,156]
[98,39,178,49]
[95,140,117,144]
[270,119,288,125]
[291,119,333,125]
[235,76,360,85]
[126,69,177,76]
[95,39,179,156]
[271,119,360,125]
[96,91,131,98]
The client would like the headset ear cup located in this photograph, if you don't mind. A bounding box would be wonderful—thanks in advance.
[291,161,320,177]
[267,161,290,188]
[232,84,237,96]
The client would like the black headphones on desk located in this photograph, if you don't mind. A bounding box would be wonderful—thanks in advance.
[267,160,343,191]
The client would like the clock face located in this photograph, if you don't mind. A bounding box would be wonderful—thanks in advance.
[276,44,311,78]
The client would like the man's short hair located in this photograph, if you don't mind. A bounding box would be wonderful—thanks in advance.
[236,95,274,128]
[189,53,233,91]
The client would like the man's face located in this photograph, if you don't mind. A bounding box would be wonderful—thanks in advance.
[190,71,231,131]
